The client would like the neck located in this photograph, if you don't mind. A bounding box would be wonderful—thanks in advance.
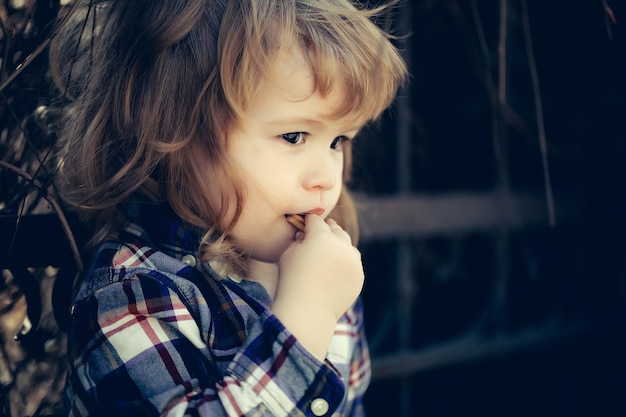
[246,260,279,300]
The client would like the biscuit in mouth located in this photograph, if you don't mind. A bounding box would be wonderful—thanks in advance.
[285,214,305,232]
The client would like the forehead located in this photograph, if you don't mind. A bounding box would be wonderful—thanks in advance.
[246,46,365,126]
[269,47,317,100]
[248,44,340,102]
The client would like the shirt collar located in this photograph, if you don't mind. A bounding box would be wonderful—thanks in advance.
[125,202,205,261]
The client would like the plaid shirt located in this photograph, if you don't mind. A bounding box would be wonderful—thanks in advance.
[65,204,371,417]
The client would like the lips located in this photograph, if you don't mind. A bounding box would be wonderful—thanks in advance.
[306,208,325,216]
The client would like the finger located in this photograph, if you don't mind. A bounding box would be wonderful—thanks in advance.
[303,213,327,230]
[325,218,352,243]
[325,218,341,229]
[303,214,340,238]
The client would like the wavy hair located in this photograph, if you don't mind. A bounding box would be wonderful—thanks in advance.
[50,0,407,275]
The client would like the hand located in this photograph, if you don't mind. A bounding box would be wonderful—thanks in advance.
[271,215,364,358]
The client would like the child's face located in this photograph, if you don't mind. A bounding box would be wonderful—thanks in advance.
[224,47,362,264]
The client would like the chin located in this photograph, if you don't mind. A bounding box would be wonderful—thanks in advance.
[245,232,293,264]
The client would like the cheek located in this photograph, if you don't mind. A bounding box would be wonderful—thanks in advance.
[333,183,343,204]
[324,181,343,216]
[196,158,242,230]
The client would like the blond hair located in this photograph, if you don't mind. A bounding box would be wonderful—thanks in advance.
[50,0,407,275]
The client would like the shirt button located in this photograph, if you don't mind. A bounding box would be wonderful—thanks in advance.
[181,254,197,267]
[311,398,329,416]
[228,275,243,283]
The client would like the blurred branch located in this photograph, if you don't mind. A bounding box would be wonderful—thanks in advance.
[0,160,83,273]
[0,37,50,94]
[521,0,555,226]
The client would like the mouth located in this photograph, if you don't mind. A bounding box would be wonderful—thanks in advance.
[285,213,305,232]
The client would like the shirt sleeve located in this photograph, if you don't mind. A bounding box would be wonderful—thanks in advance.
[326,298,371,417]
[66,271,346,417]
[347,298,371,417]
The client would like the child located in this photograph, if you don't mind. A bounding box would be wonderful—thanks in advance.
[50,0,406,415]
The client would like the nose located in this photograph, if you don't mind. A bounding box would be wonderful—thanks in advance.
[302,150,339,191]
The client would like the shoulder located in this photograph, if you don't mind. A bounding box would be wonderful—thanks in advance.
[79,238,194,294]
[74,238,257,345]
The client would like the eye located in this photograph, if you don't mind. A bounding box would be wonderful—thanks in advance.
[281,132,306,145]
[330,136,351,150]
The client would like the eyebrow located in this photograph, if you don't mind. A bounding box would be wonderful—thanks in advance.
[265,117,323,127]
[264,117,363,133]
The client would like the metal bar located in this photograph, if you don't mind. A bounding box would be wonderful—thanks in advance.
[355,192,575,241]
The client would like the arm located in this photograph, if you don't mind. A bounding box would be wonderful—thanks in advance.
[66,272,346,417]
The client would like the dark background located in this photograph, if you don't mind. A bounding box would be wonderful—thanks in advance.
[1,1,626,416]
[356,1,626,416]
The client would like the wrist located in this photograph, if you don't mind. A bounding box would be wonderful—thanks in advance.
[271,299,337,360]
